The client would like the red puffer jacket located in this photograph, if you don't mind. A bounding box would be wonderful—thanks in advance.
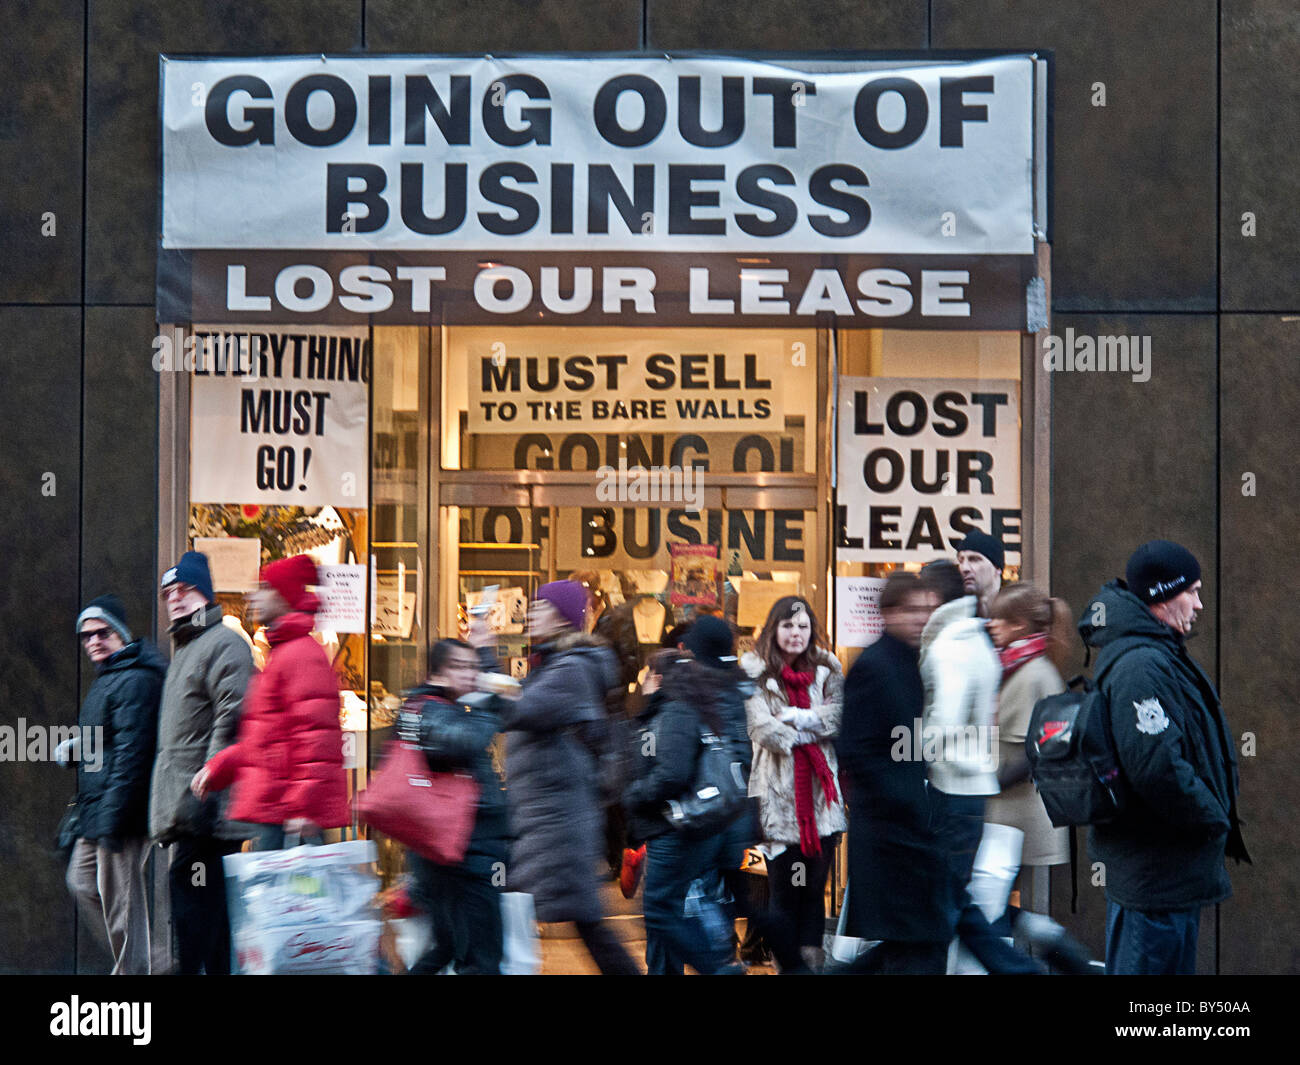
[205,612,349,828]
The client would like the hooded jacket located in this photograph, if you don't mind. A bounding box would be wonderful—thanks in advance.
[498,632,620,923]
[919,596,1000,797]
[1080,581,1247,911]
[204,611,349,829]
[149,603,255,842]
[622,661,753,844]
[76,640,167,840]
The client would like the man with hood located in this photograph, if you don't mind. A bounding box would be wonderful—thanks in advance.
[65,594,167,974]
[150,550,255,974]
[1079,540,1249,974]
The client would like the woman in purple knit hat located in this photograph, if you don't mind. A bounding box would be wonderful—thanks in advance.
[474,580,639,975]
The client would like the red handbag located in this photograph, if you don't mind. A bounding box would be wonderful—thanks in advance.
[355,741,480,865]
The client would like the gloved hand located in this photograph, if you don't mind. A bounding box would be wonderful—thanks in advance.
[779,708,822,730]
[54,736,80,768]
[794,730,819,747]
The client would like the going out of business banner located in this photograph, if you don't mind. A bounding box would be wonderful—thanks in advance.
[158,54,1044,326]
[836,376,1020,564]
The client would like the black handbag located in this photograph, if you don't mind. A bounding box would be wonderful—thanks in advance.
[663,727,750,836]
[55,801,80,857]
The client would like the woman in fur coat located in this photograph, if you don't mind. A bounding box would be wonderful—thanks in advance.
[741,596,846,971]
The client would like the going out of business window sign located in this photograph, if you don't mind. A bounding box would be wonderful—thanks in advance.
[188,324,370,508]
[158,54,1044,327]
[836,377,1020,564]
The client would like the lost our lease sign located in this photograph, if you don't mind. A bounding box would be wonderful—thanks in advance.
[837,377,1020,564]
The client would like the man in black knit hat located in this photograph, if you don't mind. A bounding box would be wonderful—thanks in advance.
[955,529,1005,618]
[1078,540,1250,974]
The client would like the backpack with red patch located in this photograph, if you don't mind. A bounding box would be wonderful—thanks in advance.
[1025,653,1135,828]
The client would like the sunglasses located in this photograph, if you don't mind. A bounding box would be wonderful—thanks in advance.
[79,627,113,643]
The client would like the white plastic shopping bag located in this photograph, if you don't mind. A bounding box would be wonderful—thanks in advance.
[828,880,879,966]
[499,892,540,975]
[223,839,381,975]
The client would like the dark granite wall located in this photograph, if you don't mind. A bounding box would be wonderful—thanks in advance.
[2,0,1294,973]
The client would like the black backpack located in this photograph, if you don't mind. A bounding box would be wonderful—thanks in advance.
[1025,650,1135,828]
[663,725,751,836]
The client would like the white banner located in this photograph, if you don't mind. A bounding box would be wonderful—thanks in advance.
[189,325,369,507]
[837,377,1020,563]
[162,54,1037,256]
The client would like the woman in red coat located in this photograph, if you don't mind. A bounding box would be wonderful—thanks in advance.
[192,554,348,850]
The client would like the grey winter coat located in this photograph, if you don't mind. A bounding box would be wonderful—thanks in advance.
[499,632,619,923]
[148,604,255,843]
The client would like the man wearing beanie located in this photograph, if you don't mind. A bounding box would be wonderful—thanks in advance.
[64,595,167,974]
[1078,540,1249,975]
[192,555,348,852]
[150,549,255,974]
[955,529,1006,618]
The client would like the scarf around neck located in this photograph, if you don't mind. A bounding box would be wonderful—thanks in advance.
[999,632,1051,679]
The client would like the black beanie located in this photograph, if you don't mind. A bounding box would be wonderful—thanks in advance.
[682,615,736,669]
[1126,540,1202,605]
[76,594,133,643]
[955,529,1005,572]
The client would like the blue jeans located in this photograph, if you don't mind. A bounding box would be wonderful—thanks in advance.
[1105,900,1200,975]
[644,831,736,975]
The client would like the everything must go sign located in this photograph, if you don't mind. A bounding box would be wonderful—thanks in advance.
[836,377,1020,564]
[158,54,1045,326]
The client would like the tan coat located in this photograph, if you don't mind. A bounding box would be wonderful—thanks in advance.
[741,649,847,845]
[985,654,1069,866]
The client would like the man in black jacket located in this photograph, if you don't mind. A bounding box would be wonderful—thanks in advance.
[1080,541,1250,975]
[64,595,166,975]
[836,572,951,974]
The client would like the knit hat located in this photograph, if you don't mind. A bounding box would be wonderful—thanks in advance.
[161,550,215,603]
[955,530,1005,572]
[76,594,133,644]
[261,554,321,614]
[682,615,736,669]
[536,580,587,631]
[1125,540,1201,605]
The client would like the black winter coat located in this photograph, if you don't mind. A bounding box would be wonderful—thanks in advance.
[837,632,950,943]
[1080,581,1248,911]
[406,683,509,876]
[499,633,619,923]
[622,666,754,845]
[76,640,167,840]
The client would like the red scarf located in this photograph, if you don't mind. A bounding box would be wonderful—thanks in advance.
[781,665,839,857]
[999,632,1051,679]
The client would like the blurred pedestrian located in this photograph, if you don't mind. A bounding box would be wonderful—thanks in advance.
[404,636,509,975]
[623,621,751,975]
[742,596,846,972]
[919,560,1041,974]
[191,555,348,851]
[64,594,165,975]
[837,572,949,973]
[150,551,255,974]
[986,582,1095,973]
[497,580,639,975]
